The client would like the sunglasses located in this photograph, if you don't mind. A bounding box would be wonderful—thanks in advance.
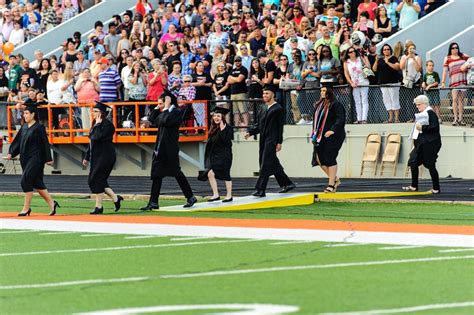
[451,46,459,49]
[184,80,191,83]
[348,50,355,53]
[308,53,316,56]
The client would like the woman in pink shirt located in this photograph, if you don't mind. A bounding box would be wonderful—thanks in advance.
[75,68,99,130]
[147,59,168,102]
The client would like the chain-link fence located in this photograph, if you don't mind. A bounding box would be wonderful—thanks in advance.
[280,85,474,126]
[208,98,266,130]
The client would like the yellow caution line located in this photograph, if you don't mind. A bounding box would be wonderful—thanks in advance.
[316,191,432,200]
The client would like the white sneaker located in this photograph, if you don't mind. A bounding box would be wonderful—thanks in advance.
[305,120,313,125]
[296,118,306,125]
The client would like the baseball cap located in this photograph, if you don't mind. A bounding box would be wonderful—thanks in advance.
[97,57,109,64]
[234,56,242,61]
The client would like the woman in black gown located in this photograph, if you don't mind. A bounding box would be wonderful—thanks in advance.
[199,107,233,202]
[82,101,123,214]
[7,106,60,216]
[311,87,346,193]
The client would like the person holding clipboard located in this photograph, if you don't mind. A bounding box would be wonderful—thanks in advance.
[404,95,442,194]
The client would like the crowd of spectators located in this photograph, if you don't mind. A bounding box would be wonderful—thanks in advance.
[3,0,472,131]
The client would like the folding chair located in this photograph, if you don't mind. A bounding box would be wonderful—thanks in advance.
[360,133,382,176]
[380,133,402,176]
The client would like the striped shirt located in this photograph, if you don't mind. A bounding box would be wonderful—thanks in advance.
[98,68,121,102]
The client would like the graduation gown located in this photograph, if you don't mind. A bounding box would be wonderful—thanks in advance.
[149,106,185,179]
[201,124,233,181]
[408,109,441,168]
[9,122,52,192]
[311,100,346,167]
[85,119,116,194]
[248,102,286,177]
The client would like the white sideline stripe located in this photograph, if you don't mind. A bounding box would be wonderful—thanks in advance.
[81,234,119,237]
[378,245,427,250]
[0,277,149,290]
[271,241,316,245]
[324,243,365,248]
[1,219,473,248]
[0,230,39,234]
[0,239,259,257]
[124,235,165,239]
[439,248,474,253]
[39,231,79,235]
[320,301,474,315]
[160,255,474,279]
[170,236,213,241]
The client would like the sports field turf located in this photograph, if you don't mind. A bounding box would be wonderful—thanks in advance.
[1,196,473,314]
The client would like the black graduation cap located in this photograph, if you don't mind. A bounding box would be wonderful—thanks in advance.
[213,106,230,115]
[94,101,112,112]
[159,90,178,107]
[24,105,38,118]
[263,84,277,94]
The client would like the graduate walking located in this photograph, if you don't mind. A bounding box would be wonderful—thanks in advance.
[244,86,295,197]
[141,90,197,210]
[7,106,60,216]
[83,101,123,214]
[404,95,442,194]
[198,107,233,202]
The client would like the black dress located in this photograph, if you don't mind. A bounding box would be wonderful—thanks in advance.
[8,122,52,192]
[248,102,293,190]
[85,119,116,194]
[202,124,233,181]
[408,110,442,185]
[311,100,346,167]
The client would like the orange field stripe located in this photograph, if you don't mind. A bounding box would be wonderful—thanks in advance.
[0,212,472,235]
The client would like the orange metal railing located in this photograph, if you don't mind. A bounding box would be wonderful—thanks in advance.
[7,100,209,144]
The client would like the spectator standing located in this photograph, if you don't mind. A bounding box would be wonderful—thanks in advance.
[75,68,100,130]
[9,20,24,46]
[25,12,41,40]
[29,49,44,70]
[343,47,371,124]
[127,61,148,120]
[239,45,253,72]
[358,0,378,21]
[147,58,167,102]
[210,44,227,79]
[35,58,51,97]
[62,0,78,22]
[249,27,266,57]
[104,22,120,60]
[248,57,265,99]
[288,49,306,124]
[40,0,58,32]
[189,44,212,75]
[314,26,339,61]
[167,61,183,97]
[373,44,401,123]
[2,9,14,41]
[374,5,392,38]
[397,0,421,30]
[227,56,249,127]
[302,48,320,89]
[382,0,399,32]
[423,60,441,122]
[179,43,194,76]
[317,45,341,87]
[441,42,469,126]
[213,62,231,101]
[61,38,78,64]
[73,50,90,79]
[192,61,213,101]
[22,2,41,28]
[206,22,229,55]
[400,43,422,120]
[164,41,181,75]
[97,57,121,102]
[116,29,132,57]
[158,23,183,54]
[8,55,22,90]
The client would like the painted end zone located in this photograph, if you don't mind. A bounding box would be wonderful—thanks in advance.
[316,191,432,200]
[154,193,316,212]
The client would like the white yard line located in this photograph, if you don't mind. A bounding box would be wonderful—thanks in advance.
[439,248,474,253]
[324,243,366,248]
[124,236,165,240]
[38,231,79,235]
[170,236,213,241]
[0,239,260,257]
[1,219,473,248]
[160,255,474,279]
[378,245,427,250]
[0,277,149,290]
[270,241,316,245]
[0,230,39,234]
[320,301,474,315]
[80,234,120,237]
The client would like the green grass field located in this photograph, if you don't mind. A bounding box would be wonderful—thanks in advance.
[1,196,473,314]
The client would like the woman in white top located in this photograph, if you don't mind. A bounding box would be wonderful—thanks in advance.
[206,22,229,56]
[9,20,24,46]
[343,47,371,124]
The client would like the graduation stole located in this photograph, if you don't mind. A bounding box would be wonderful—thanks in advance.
[312,100,330,144]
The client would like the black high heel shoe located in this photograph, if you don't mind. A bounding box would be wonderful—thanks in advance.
[18,209,31,217]
[114,195,124,212]
[49,201,60,216]
[90,207,104,215]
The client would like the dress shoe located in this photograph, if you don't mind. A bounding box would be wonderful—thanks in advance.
[222,197,233,203]
[279,183,296,193]
[183,196,197,208]
[18,208,31,216]
[252,190,266,197]
[90,207,104,215]
[114,195,124,212]
[49,200,60,216]
[140,203,159,211]
[208,196,220,202]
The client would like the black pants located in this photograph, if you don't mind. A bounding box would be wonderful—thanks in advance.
[149,170,193,204]
[410,164,440,191]
[255,168,292,192]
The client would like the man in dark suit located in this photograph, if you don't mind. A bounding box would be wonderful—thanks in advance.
[404,95,442,194]
[244,86,295,197]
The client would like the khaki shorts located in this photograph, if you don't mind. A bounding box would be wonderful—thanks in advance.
[231,93,248,114]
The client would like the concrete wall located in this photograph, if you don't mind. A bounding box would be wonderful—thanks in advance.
[3,125,472,179]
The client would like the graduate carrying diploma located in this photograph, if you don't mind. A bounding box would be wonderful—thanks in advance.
[404,95,442,194]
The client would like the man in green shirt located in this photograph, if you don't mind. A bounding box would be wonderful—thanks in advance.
[7,55,22,90]
[314,26,340,60]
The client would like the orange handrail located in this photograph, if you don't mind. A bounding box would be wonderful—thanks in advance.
[7,100,209,144]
